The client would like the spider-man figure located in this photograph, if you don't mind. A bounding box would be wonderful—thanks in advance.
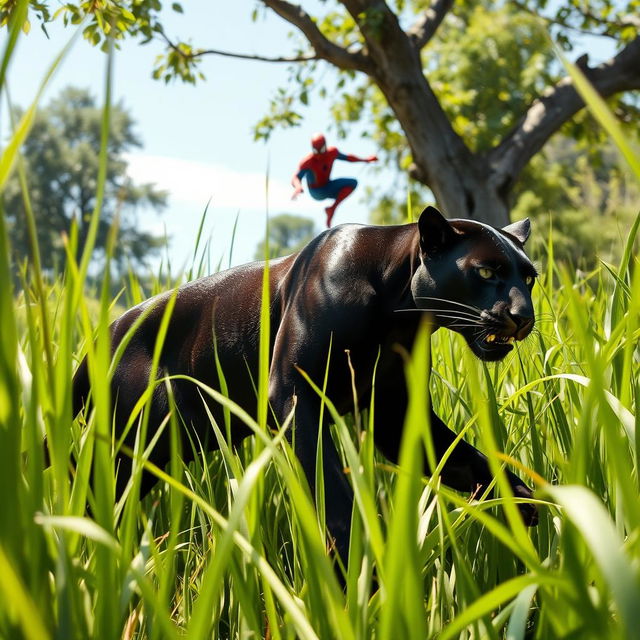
[291,133,377,227]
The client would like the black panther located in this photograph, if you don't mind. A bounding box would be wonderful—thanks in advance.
[73,206,539,562]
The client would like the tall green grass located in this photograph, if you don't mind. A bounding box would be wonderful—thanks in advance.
[1,13,639,639]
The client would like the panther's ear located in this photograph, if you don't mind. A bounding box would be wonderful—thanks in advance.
[502,218,530,244]
[417,206,458,255]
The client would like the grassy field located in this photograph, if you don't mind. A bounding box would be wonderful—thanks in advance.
[1,8,639,639]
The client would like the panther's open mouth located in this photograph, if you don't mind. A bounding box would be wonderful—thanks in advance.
[406,296,532,362]
[484,334,515,346]
[469,332,517,361]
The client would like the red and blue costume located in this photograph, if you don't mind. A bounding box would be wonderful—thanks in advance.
[291,133,377,227]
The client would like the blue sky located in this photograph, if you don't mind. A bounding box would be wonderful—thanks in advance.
[6,1,386,273]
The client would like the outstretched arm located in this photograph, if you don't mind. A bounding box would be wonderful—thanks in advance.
[337,151,377,163]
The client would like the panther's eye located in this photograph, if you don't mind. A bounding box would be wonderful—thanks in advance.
[477,267,494,280]
[525,276,534,285]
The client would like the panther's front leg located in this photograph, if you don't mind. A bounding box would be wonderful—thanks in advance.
[429,410,538,525]
[269,383,354,564]
[373,378,537,526]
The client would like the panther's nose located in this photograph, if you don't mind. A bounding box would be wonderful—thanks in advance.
[508,312,534,340]
[507,286,534,339]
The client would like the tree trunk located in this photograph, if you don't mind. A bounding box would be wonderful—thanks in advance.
[431,173,511,227]
[360,11,511,227]
[261,1,640,227]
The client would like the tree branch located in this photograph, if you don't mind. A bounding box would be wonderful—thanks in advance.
[489,35,640,188]
[570,4,640,34]
[190,49,317,63]
[157,28,318,64]
[260,0,372,72]
[407,0,453,49]
[512,0,639,40]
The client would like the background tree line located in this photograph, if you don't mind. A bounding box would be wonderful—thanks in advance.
[3,87,167,283]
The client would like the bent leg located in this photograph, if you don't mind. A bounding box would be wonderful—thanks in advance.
[373,382,537,525]
[323,178,357,227]
[429,410,538,524]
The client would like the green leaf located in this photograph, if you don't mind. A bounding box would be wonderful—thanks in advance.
[556,46,640,180]
[0,546,50,640]
[545,484,640,638]
[34,514,120,552]
[440,574,556,640]
[506,583,538,640]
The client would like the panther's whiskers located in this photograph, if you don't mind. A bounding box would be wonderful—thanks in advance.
[398,305,482,320]
[395,308,483,325]
[449,322,487,330]
[417,308,482,322]
[420,306,481,317]
[416,296,483,315]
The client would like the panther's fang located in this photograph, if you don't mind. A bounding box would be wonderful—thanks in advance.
[485,334,515,345]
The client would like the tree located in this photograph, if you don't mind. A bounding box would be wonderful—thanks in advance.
[3,86,167,278]
[15,1,640,226]
[254,213,316,260]
[512,135,640,266]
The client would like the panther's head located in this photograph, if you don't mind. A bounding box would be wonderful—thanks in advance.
[411,206,537,362]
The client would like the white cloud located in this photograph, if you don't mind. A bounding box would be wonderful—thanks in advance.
[124,152,315,214]
[124,152,332,269]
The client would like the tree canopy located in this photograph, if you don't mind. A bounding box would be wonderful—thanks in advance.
[3,86,167,279]
[13,1,640,226]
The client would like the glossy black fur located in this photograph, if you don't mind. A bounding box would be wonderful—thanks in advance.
[73,206,538,561]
